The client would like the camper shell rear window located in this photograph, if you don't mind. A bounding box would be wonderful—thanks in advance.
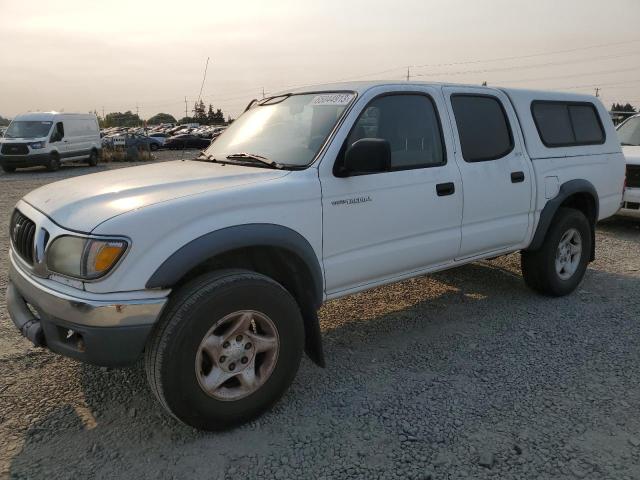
[531,100,605,148]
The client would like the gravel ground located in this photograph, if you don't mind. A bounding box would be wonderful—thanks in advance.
[1,152,640,479]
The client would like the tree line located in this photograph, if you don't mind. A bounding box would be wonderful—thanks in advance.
[100,101,232,128]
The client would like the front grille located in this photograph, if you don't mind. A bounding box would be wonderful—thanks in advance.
[1,143,29,155]
[10,210,36,265]
[627,165,640,189]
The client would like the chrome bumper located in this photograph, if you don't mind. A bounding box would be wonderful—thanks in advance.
[7,257,168,367]
[8,260,166,328]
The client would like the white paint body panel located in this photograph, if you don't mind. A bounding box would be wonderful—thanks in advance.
[11,81,624,303]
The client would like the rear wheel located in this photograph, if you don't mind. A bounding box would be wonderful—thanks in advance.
[1,165,16,173]
[145,270,304,430]
[521,207,591,296]
[46,153,61,172]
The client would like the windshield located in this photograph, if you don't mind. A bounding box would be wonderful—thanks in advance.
[617,116,640,146]
[203,92,355,167]
[5,121,53,139]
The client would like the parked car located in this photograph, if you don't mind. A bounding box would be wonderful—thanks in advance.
[127,134,162,151]
[616,113,640,216]
[164,134,211,150]
[148,132,169,147]
[0,112,101,172]
[6,82,624,431]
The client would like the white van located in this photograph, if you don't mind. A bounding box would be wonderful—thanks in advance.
[0,112,101,173]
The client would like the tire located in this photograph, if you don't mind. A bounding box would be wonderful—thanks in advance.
[87,149,99,166]
[1,165,16,173]
[521,207,592,296]
[46,153,61,172]
[145,269,304,430]
[150,143,158,151]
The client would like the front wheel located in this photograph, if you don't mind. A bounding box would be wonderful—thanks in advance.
[1,165,16,173]
[521,207,592,296]
[87,149,99,166]
[46,153,61,172]
[145,270,304,430]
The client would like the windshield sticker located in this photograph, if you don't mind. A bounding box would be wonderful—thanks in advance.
[311,93,354,106]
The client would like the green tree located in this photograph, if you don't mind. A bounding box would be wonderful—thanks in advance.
[193,100,207,124]
[178,116,195,124]
[103,111,141,128]
[0,115,11,126]
[207,104,215,125]
[212,108,225,125]
[148,113,177,125]
[611,103,636,113]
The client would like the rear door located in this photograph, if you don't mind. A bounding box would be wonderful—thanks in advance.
[443,87,533,258]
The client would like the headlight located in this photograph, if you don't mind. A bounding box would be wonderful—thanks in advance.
[46,236,128,280]
[29,141,45,149]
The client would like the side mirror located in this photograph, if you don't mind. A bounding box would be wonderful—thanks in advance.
[340,138,391,176]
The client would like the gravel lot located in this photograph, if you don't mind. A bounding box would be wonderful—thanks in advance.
[1,152,640,479]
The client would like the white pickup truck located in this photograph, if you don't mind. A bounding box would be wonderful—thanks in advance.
[616,113,640,216]
[6,82,625,430]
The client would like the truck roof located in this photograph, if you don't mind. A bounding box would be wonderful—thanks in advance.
[12,112,98,122]
[284,80,599,103]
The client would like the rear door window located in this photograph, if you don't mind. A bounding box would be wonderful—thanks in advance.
[532,101,605,147]
[450,95,514,162]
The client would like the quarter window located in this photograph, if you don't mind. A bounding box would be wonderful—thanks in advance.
[532,101,605,147]
[450,95,514,162]
[344,94,445,171]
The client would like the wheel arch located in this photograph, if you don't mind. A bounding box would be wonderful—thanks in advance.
[146,224,326,366]
[527,179,599,261]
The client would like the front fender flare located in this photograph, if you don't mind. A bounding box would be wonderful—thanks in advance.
[146,223,323,305]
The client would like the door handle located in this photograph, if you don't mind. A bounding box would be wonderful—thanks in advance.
[511,171,525,183]
[436,182,455,196]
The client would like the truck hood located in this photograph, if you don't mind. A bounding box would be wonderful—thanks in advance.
[623,146,640,166]
[23,160,289,232]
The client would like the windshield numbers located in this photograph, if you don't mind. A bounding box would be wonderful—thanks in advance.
[311,93,354,106]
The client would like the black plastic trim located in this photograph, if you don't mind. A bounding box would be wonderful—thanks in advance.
[527,179,599,260]
[146,223,324,307]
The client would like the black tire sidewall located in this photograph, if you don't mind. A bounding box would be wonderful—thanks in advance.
[159,274,304,430]
[88,150,98,166]
[541,209,591,296]
[48,154,60,171]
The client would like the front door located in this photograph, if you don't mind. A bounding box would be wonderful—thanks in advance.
[320,87,463,295]
[443,87,533,258]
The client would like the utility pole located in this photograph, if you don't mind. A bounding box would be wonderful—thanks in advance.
[262,87,265,99]
[595,88,600,97]
[102,106,105,119]
[406,66,411,82]
[136,103,139,116]
[184,97,188,120]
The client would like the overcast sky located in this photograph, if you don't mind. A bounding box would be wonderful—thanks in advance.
[1,0,639,120]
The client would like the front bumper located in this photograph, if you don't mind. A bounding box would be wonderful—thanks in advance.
[0,153,51,168]
[7,260,167,367]
[620,187,640,217]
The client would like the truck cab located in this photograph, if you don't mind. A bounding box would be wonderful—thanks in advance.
[6,82,625,430]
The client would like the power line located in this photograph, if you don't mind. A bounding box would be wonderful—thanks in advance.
[410,38,640,69]
[411,51,640,78]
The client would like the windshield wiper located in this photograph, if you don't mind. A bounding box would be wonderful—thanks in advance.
[225,152,287,169]
[194,152,225,163]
